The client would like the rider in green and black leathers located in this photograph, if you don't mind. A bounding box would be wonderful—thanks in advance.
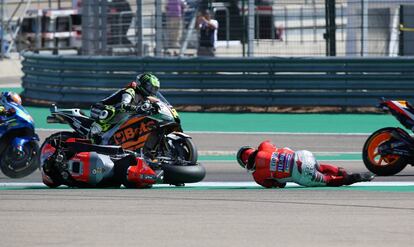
[90,73,161,136]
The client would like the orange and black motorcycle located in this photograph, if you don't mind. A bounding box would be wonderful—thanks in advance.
[44,92,204,183]
[362,98,414,176]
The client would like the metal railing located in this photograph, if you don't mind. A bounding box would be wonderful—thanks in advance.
[21,52,414,108]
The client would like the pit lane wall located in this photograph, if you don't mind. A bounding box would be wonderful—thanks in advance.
[21,52,414,107]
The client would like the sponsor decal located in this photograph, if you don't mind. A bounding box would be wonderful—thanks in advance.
[141,174,156,180]
[269,152,278,171]
[91,167,105,175]
[114,120,156,145]
[277,154,286,172]
[73,119,81,129]
[277,153,293,173]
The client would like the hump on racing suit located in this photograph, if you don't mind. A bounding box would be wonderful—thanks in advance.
[252,141,295,188]
[99,87,136,107]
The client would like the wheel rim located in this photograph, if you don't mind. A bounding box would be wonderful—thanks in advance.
[169,139,191,161]
[2,145,35,172]
[367,132,401,167]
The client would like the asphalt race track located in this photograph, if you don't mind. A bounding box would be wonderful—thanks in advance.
[0,130,413,247]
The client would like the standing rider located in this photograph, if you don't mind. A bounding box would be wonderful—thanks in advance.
[90,73,160,137]
[237,140,375,188]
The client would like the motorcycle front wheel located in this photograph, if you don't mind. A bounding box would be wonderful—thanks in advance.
[362,127,408,176]
[0,141,39,178]
[168,135,198,164]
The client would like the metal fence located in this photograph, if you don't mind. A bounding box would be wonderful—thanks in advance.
[2,0,414,57]
[80,0,414,57]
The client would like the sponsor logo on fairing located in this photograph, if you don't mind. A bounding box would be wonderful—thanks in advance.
[91,167,105,175]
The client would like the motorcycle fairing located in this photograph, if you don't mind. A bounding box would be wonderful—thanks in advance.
[377,128,414,158]
[69,152,115,185]
[49,107,93,136]
[109,116,157,150]
[69,152,91,183]
[0,102,35,135]
[384,100,414,129]
[126,158,157,186]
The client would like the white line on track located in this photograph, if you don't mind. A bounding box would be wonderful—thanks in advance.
[200,160,361,163]
[188,131,372,136]
[0,84,20,88]
[1,181,413,188]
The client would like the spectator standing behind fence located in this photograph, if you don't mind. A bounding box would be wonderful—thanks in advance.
[197,9,218,57]
[166,0,186,48]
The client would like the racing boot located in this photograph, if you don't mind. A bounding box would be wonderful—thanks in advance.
[345,172,375,185]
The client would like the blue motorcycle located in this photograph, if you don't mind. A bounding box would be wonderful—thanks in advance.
[0,92,39,178]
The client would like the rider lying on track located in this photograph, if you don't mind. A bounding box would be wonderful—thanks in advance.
[237,140,375,188]
[90,73,161,136]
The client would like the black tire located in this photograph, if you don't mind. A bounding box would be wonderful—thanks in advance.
[362,127,408,176]
[40,132,81,188]
[163,163,206,185]
[40,131,80,149]
[0,141,39,178]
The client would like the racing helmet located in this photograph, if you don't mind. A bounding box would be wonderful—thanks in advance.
[1,92,22,105]
[136,73,160,96]
[236,146,257,170]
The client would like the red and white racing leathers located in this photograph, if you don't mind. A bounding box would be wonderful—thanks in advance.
[252,141,349,188]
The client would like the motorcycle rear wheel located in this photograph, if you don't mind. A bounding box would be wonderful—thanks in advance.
[0,141,39,178]
[362,127,408,176]
[40,131,80,155]
[40,131,81,188]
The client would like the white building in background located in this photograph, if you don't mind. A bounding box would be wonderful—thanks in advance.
[346,0,414,56]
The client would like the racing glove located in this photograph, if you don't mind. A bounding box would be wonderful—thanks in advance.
[0,106,5,115]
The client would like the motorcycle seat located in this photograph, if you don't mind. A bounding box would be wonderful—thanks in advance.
[65,141,125,155]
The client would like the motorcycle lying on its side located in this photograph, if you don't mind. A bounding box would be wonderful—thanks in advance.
[44,92,204,184]
[40,134,206,187]
[0,92,39,178]
[362,98,414,176]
